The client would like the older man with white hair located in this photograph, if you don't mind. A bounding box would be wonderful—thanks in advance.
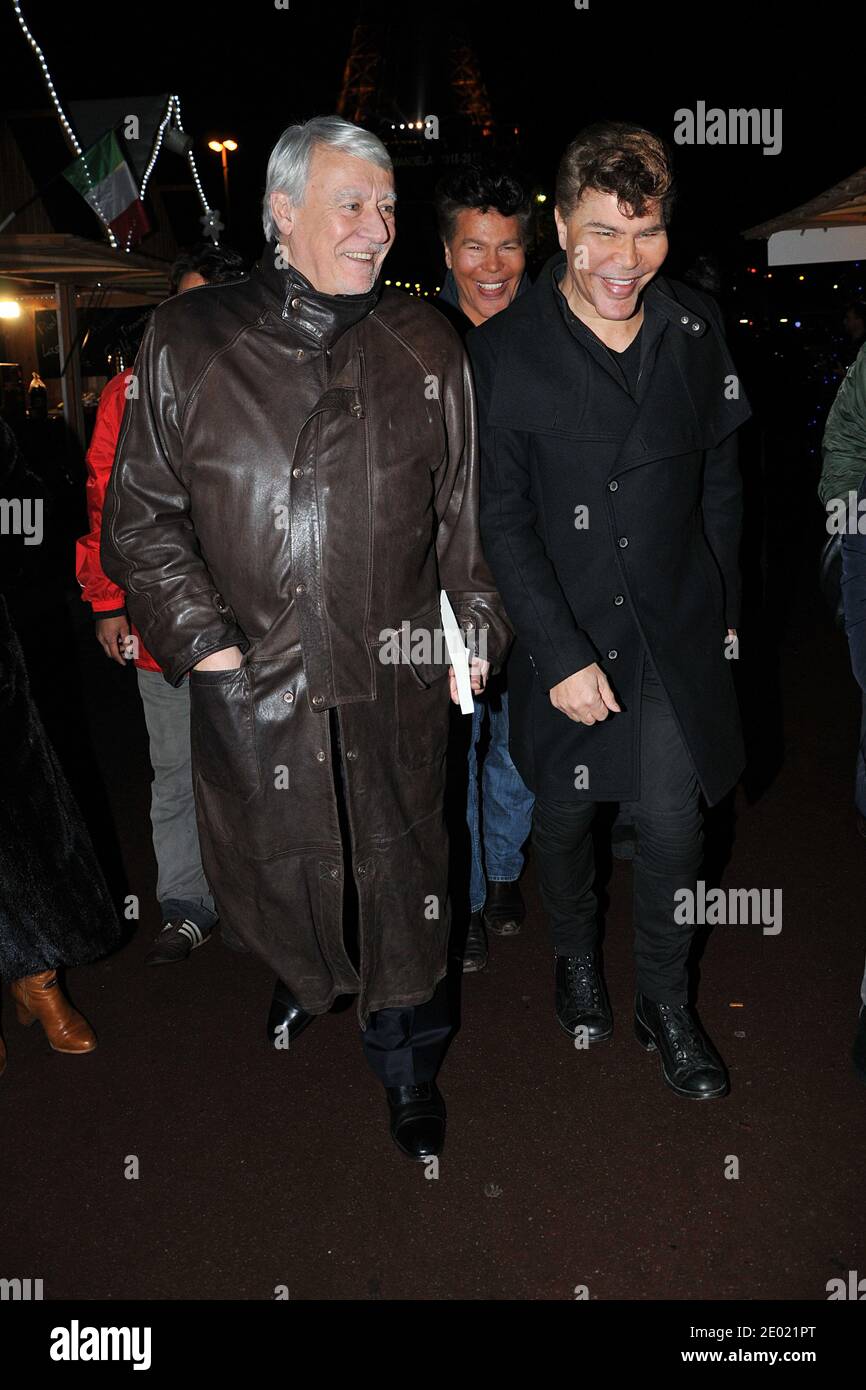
[102,115,510,1159]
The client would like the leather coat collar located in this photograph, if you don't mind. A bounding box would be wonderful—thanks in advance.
[252,241,383,349]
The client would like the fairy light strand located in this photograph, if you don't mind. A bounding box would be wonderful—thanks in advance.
[12,0,118,248]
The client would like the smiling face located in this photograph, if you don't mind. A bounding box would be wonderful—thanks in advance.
[444,208,526,325]
[554,187,668,329]
[269,142,396,295]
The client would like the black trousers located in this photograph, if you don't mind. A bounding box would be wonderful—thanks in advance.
[531,653,703,1002]
[330,709,452,1086]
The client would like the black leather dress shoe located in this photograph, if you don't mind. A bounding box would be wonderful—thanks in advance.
[386,1082,446,1160]
[267,979,316,1048]
[634,993,729,1099]
[462,911,488,972]
[555,952,613,1041]
[483,879,525,936]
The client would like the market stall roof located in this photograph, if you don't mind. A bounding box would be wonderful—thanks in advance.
[744,166,866,266]
[0,232,170,300]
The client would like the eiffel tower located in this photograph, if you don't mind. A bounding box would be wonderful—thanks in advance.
[337,3,495,145]
[336,3,521,290]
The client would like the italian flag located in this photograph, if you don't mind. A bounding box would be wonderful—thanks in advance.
[64,131,150,247]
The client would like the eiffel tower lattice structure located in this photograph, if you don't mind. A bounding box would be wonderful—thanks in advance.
[336,3,497,146]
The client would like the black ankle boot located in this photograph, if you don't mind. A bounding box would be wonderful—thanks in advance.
[267,979,316,1048]
[386,1082,446,1160]
[555,953,613,1041]
[634,993,729,1099]
[483,879,525,936]
[462,911,488,973]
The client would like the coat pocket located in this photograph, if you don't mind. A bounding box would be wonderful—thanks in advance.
[188,666,261,801]
[394,659,451,770]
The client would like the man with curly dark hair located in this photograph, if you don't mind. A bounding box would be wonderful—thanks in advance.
[434,165,535,971]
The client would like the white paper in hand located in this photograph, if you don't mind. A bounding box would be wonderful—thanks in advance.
[440,589,474,715]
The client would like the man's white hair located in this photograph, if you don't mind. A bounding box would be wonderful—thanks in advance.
[261,115,393,242]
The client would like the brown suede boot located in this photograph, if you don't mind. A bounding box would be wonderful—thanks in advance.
[11,971,97,1054]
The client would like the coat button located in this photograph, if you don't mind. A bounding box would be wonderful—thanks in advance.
[316,749,326,761]
[618,536,629,548]
[282,690,294,703]
[297,349,305,360]
[291,297,302,309]
[346,749,358,760]
[329,866,339,879]
[614,594,624,606]
[312,695,324,707]
[296,583,306,595]
[350,403,365,418]
[292,467,303,478]
[608,480,618,491]
[608,649,619,660]
[692,323,700,331]
[680,315,689,324]
[357,863,368,877]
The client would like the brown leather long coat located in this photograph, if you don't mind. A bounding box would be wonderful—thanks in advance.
[102,248,510,1023]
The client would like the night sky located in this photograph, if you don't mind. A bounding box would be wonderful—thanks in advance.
[2,0,862,295]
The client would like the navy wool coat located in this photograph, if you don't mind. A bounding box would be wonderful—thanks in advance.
[468,252,752,807]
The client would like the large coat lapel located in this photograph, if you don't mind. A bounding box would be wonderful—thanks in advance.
[482,262,751,476]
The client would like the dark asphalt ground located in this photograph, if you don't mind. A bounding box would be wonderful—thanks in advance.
[1,559,864,1303]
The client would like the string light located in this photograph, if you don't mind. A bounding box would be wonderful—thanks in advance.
[13,10,210,254]
[12,0,118,248]
[138,95,212,240]
[138,101,172,206]
[172,94,213,226]
[12,2,79,155]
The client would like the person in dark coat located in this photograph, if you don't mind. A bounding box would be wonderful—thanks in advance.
[433,164,535,971]
[469,122,751,1100]
[0,420,123,1075]
[101,117,510,1160]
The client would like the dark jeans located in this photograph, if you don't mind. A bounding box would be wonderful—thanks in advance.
[531,654,703,1003]
[330,709,452,1085]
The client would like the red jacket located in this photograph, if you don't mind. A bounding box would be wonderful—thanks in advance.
[75,370,160,672]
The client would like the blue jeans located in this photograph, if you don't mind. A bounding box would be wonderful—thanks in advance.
[467,687,535,913]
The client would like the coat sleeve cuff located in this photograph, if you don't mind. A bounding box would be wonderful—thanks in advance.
[124,586,249,687]
[532,631,599,693]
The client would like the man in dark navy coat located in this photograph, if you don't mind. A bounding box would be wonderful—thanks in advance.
[469,122,751,1100]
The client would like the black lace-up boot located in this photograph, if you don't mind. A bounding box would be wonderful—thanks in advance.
[555,952,613,1041]
[634,993,729,1099]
